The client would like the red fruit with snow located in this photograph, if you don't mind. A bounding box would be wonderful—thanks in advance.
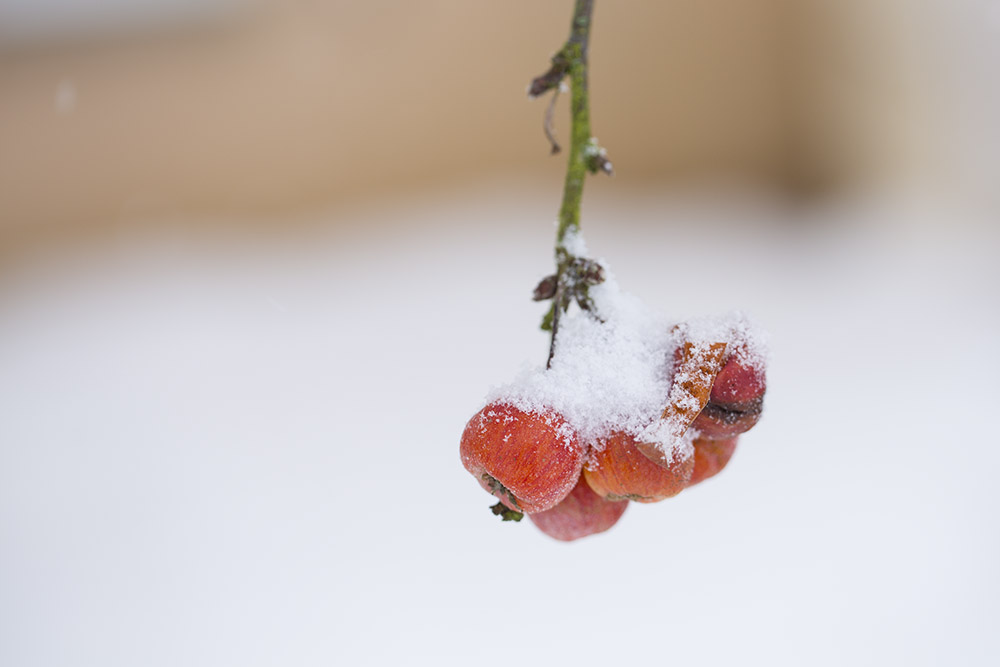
[529,474,628,541]
[692,353,766,439]
[584,431,693,503]
[460,402,586,514]
[689,436,739,486]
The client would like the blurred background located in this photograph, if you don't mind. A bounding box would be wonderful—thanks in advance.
[2,1,998,666]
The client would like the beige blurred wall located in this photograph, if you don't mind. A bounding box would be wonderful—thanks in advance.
[790,0,1000,209]
[1,0,994,240]
[0,1,788,233]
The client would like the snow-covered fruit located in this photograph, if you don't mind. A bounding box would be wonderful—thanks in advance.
[529,475,628,541]
[584,431,693,503]
[460,402,586,514]
[689,436,738,486]
[691,352,766,440]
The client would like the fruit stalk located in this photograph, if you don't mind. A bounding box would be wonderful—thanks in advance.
[530,0,605,369]
[555,0,595,246]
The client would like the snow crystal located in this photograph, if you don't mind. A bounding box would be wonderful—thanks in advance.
[583,138,607,159]
[675,311,770,372]
[485,233,768,461]
[560,227,589,257]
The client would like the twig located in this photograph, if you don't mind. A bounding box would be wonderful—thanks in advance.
[530,0,607,368]
[543,85,563,154]
[554,0,595,245]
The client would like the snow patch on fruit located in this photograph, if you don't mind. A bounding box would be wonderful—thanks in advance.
[678,313,770,372]
[489,271,672,451]
[484,239,768,459]
[638,419,697,461]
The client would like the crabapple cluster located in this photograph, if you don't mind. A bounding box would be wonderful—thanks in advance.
[460,338,767,541]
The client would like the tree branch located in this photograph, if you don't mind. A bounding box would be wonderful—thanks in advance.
[530,0,608,369]
[556,0,595,245]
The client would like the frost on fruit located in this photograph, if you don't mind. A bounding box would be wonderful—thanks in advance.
[460,403,586,514]
[464,231,768,535]
[485,245,768,467]
[469,3,769,538]
[584,430,694,503]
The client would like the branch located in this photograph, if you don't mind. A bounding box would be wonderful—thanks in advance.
[529,0,610,368]
[556,0,595,246]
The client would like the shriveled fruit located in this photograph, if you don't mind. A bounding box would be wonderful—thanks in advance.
[584,431,693,503]
[460,402,586,514]
[529,474,628,541]
[692,352,766,439]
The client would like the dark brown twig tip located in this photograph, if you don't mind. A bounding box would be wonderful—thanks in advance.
[528,53,570,99]
[528,78,555,99]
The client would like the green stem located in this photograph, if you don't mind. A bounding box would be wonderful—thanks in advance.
[556,0,594,245]
[546,0,596,367]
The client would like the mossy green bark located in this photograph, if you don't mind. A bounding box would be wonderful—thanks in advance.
[556,38,591,247]
[544,0,597,365]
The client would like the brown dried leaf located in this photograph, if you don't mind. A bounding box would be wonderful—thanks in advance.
[636,341,727,467]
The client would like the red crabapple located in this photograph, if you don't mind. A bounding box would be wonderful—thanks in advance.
[529,474,628,541]
[692,353,766,439]
[689,436,738,486]
[584,431,693,503]
[460,402,586,514]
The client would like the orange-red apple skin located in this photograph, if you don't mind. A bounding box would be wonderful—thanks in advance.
[689,436,738,486]
[460,402,586,514]
[583,431,693,503]
[529,475,628,541]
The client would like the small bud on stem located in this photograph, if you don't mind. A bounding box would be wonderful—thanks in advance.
[584,138,614,176]
[573,258,605,286]
[533,274,558,301]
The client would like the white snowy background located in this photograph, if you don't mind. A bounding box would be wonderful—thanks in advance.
[1,182,998,666]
